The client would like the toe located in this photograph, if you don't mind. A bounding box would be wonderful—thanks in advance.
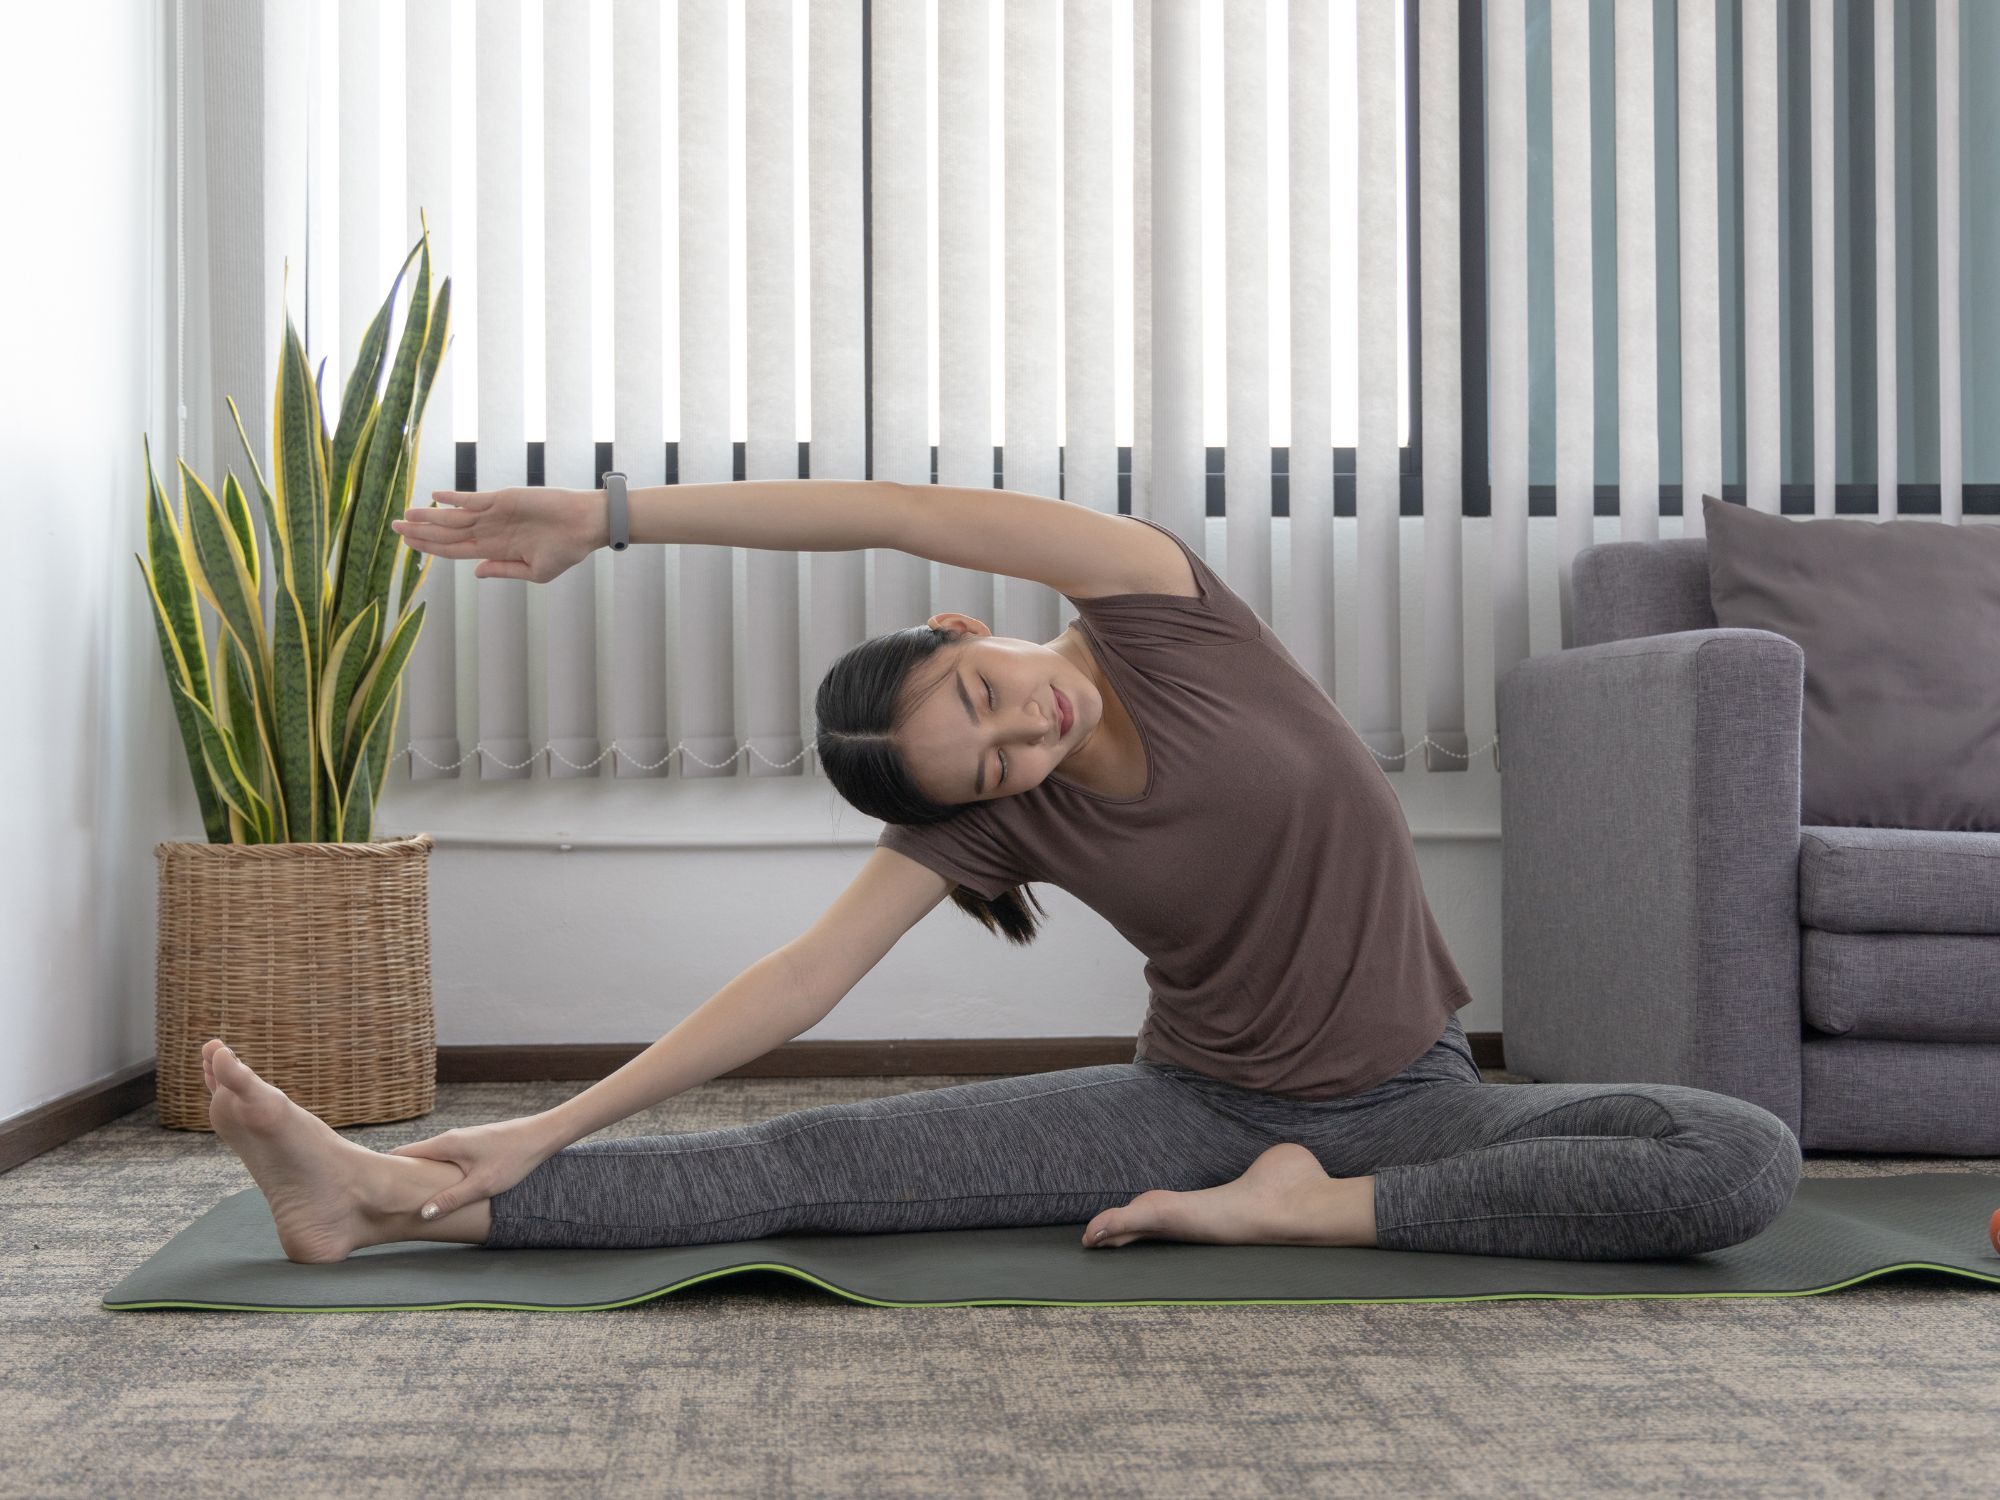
[213,1044,258,1094]
[1084,1197,1162,1249]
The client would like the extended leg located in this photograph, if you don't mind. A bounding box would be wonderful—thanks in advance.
[483,1064,1278,1250]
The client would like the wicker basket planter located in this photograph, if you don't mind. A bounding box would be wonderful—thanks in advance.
[154,832,437,1131]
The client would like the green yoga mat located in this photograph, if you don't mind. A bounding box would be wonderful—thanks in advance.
[104,1173,2000,1313]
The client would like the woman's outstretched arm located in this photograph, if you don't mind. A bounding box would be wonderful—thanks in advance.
[527,946,834,1151]
[621,476,908,552]
[395,478,908,583]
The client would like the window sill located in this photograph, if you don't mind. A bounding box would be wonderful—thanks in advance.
[377,774,884,850]
[376,770,1501,851]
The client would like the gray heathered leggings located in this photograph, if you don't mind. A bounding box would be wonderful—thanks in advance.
[482,1015,1804,1261]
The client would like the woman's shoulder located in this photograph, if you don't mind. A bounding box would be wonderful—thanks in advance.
[1064,521,1264,649]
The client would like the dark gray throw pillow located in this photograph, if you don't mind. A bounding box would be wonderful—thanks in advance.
[1701,493,2000,831]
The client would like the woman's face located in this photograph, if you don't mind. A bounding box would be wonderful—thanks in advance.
[897,615,1099,806]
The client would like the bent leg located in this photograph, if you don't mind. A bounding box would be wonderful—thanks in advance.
[1321,1079,1804,1261]
[483,1064,1274,1250]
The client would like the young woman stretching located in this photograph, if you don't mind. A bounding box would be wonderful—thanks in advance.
[198,477,1802,1266]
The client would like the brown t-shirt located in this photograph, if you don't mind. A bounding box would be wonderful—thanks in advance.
[876,516,1472,1099]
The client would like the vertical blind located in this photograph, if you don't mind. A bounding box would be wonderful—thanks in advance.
[180,0,1987,799]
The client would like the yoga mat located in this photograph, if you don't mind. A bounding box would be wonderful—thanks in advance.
[104,1173,2000,1313]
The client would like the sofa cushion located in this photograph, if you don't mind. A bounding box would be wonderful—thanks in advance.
[1801,929,2000,1041]
[1800,1036,2000,1153]
[1701,492,2000,830]
[1799,825,2000,933]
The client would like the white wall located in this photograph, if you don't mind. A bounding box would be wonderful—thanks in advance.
[373,788,1503,1052]
[0,1,181,1124]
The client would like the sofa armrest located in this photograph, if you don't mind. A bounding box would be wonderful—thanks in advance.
[1497,628,1805,1132]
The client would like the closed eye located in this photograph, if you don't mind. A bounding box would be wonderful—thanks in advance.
[984,677,1005,787]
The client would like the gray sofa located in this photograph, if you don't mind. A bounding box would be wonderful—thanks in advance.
[1497,535,2000,1156]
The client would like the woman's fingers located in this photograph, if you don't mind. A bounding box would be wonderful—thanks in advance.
[387,521,447,550]
[393,530,491,560]
[395,528,533,575]
[402,504,476,527]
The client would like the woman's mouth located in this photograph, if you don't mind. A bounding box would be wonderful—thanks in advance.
[1054,687,1072,737]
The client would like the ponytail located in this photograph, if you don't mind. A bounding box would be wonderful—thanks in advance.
[947,882,1048,946]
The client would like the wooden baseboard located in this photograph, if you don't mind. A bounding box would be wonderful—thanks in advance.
[1,1032,1507,1174]
[0,1060,157,1177]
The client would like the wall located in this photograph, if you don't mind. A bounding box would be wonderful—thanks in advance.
[0,1,180,1124]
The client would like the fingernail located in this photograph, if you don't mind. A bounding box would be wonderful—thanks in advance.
[420,1204,438,1220]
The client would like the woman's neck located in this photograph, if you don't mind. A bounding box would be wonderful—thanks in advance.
[1049,626,1146,796]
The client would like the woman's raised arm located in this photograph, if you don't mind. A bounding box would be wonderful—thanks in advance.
[393,477,909,584]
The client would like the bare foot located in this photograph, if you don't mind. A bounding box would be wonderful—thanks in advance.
[199,1040,477,1263]
[1080,1142,1378,1250]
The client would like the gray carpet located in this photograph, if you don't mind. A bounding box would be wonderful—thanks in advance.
[6,1069,2000,1497]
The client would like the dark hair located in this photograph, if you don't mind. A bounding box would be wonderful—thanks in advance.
[813,622,1048,945]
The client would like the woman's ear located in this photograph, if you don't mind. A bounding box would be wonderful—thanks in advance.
[928,612,993,638]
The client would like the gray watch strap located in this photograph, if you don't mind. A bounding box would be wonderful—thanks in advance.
[604,470,630,551]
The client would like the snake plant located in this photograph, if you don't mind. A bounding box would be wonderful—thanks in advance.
[137,218,452,845]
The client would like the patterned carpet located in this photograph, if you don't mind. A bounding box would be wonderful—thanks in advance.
[4,1068,1998,1498]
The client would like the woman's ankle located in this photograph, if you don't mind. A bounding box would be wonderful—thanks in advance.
[354,1151,492,1246]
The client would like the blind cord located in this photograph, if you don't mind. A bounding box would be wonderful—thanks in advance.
[175,0,186,460]
[397,728,1504,778]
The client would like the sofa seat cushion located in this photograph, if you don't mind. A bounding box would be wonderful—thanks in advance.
[1801,1036,2000,1154]
[1801,929,2000,1041]
[1798,825,2000,934]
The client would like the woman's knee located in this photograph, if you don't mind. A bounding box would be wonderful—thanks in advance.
[1677,1092,1803,1253]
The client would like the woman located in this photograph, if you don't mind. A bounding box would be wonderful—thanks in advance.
[198,477,1801,1266]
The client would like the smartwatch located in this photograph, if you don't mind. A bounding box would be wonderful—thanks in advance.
[603,470,630,552]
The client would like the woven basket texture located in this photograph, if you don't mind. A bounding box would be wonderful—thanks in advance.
[154,832,436,1130]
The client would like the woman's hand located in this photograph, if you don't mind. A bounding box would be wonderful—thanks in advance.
[386,1113,564,1220]
[390,487,606,584]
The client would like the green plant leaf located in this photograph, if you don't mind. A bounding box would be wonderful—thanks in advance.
[226,395,282,584]
[173,675,272,833]
[180,462,268,694]
[333,403,381,579]
[214,629,269,840]
[339,745,374,842]
[137,550,229,844]
[362,433,415,642]
[318,600,379,797]
[271,575,316,842]
[367,676,403,810]
[275,303,328,678]
[390,270,454,630]
[331,241,419,526]
[142,436,210,707]
[409,273,452,459]
[220,466,259,595]
[334,236,429,651]
[344,599,424,771]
